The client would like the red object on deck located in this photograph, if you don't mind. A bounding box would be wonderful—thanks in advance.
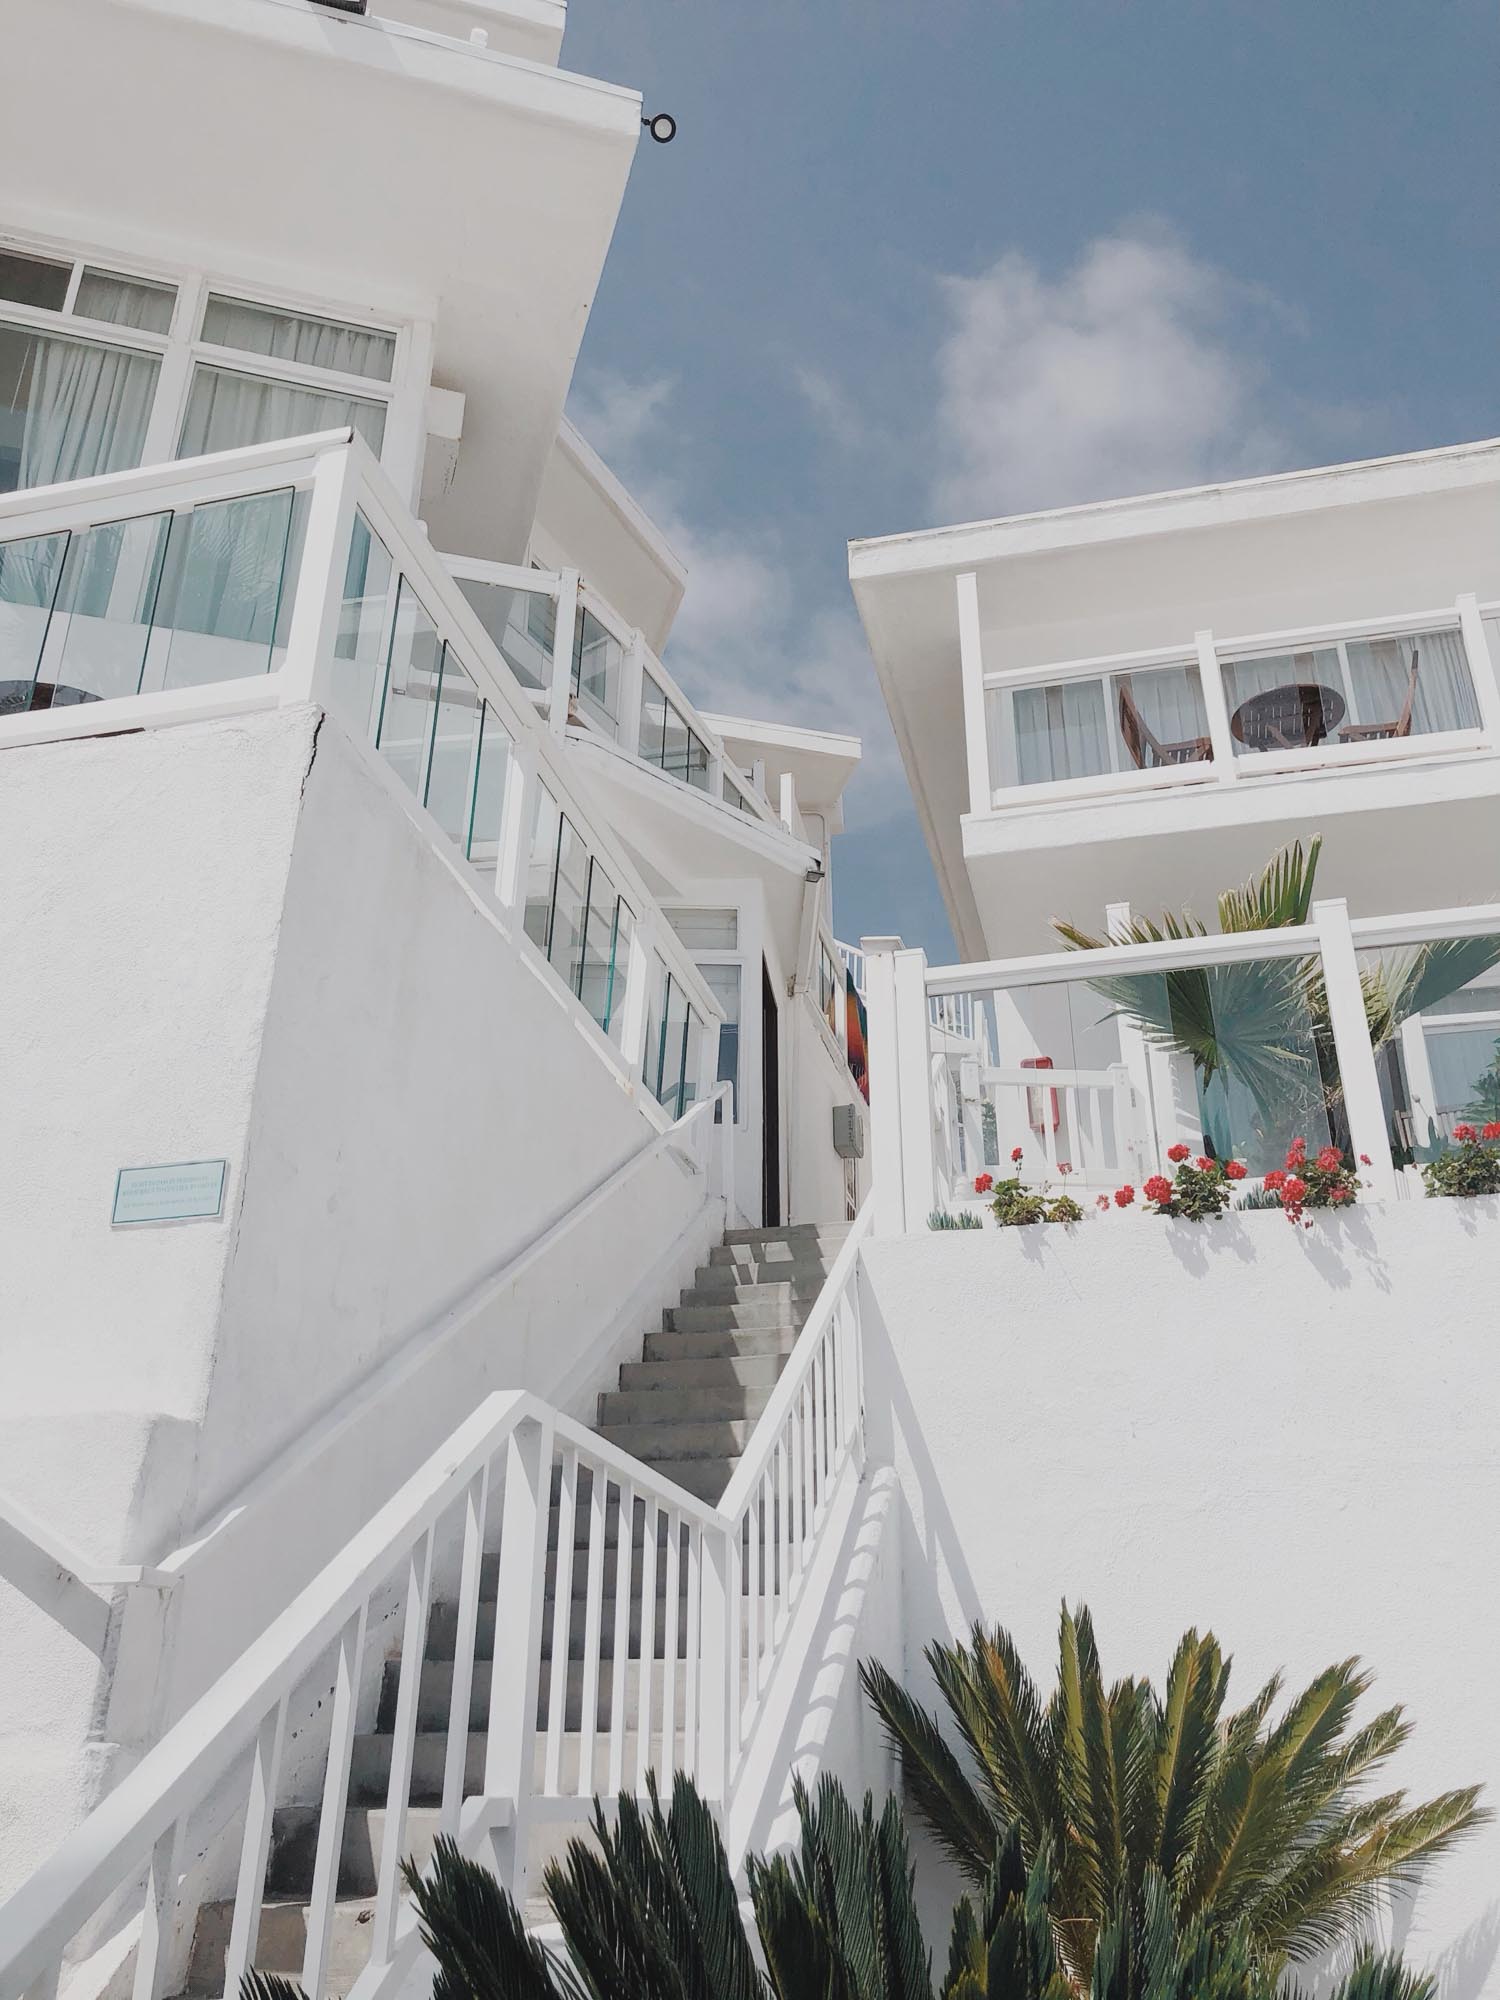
[1021,1055,1059,1133]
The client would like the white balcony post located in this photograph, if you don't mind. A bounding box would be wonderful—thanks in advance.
[620,626,647,753]
[694,1529,732,1806]
[279,442,363,705]
[862,936,937,1234]
[1457,594,1500,744]
[547,569,580,740]
[1313,897,1396,1199]
[484,1416,553,1901]
[1398,1016,1440,1155]
[1106,901,1157,1175]
[494,739,537,923]
[619,916,655,1086]
[1195,629,1237,780]
[894,948,939,1228]
[956,570,991,814]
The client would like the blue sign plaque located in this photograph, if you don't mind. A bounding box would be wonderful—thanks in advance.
[113,1160,228,1226]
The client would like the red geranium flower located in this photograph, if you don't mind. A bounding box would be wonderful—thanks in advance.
[1484,1124,1500,1142]
[1143,1174,1173,1204]
[1011,1146,1024,1163]
[1224,1160,1247,1180]
[1263,1169,1287,1191]
[1454,1124,1478,1144]
[1283,1176,1307,1203]
[974,1173,994,1194]
[1359,1154,1372,1165]
[1166,1143,1191,1163]
[1059,1161,1073,1175]
[1095,1194,1110,1211]
[1114,1184,1136,1207]
[1316,1145,1343,1173]
[1285,1137,1307,1163]
[1195,1155,1213,1172]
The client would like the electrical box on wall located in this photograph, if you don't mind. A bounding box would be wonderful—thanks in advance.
[832,1102,865,1160]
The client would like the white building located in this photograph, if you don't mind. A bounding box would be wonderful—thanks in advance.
[1,4,1498,1998]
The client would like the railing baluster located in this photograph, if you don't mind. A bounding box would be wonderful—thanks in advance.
[634,1498,659,1792]
[727,1522,743,1764]
[130,1822,177,2000]
[302,1604,368,1999]
[659,1511,680,1777]
[370,1530,434,1966]
[682,1525,702,1782]
[777,1431,791,1642]
[441,1468,490,1834]
[746,1483,761,1707]
[576,1460,608,1798]
[606,1480,635,1795]
[222,1696,288,1995]
[544,1448,578,1796]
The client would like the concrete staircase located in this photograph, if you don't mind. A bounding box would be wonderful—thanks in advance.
[182,1222,847,1996]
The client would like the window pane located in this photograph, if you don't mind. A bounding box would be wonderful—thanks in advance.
[178,364,385,459]
[1222,648,1342,756]
[425,648,484,850]
[330,510,393,740]
[1110,665,1211,770]
[658,975,691,1116]
[1012,679,1110,785]
[643,953,668,1095]
[0,323,158,494]
[524,783,562,951]
[579,859,624,1032]
[661,702,709,787]
[1341,629,1479,740]
[466,703,512,876]
[146,488,298,692]
[38,511,172,702]
[454,575,554,692]
[75,269,176,335]
[638,672,668,766]
[0,531,70,708]
[571,606,622,730]
[700,963,741,1115]
[549,817,590,991]
[0,250,69,312]
[666,907,737,951]
[375,578,442,797]
[1357,934,1500,1160]
[609,900,636,1048]
[682,1007,705,1108]
[200,295,396,382]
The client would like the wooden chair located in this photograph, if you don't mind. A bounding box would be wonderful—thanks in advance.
[1118,676,1212,769]
[1341,648,1419,743]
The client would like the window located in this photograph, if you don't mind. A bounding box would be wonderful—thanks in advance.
[666,908,738,951]
[699,962,741,1116]
[818,942,839,1037]
[570,604,621,730]
[1221,627,1480,755]
[637,670,711,791]
[579,860,630,1036]
[180,294,395,458]
[75,270,175,335]
[199,296,395,381]
[999,661,1210,787]
[0,322,159,493]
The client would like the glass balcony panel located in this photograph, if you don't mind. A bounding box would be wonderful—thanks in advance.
[524,782,562,951]
[425,648,484,851]
[658,975,690,1116]
[453,575,554,692]
[0,323,159,495]
[578,858,623,1032]
[608,901,636,1049]
[1356,937,1500,1163]
[638,672,668,766]
[375,576,442,797]
[1012,678,1108,785]
[661,702,710,789]
[199,296,396,383]
[144,488,300,692]
[643,953,669,1096]
[37,511,172,703]
[681,1006,705,1108]
[466,703,512,877]
[1339,628,1478,741]
[330,510,394,740]
[177,364,386,459]
[571,606,621,731]
[548,815,590,992]
[683,727,711,790]
[1002,661,1210,790]
[75,270,176,336]
[1222,647,1343,756]
[0,531,70,708]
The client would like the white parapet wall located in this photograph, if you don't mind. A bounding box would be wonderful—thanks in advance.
[859,1200,1500,1994]
[0,703,721,1892]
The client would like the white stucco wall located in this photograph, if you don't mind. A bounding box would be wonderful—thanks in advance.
[859,1200,1500,1995]
[0,705,719,1890]
[786,1003,866,1226]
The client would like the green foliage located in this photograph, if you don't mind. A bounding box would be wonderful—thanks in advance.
[990,1181,1083,1227]
[931,1209,985,1231]
[1422,1130,1500,1198]
[1141,1160,1238,1222]
[400,1836,570,2000]
[861,1605,1484,1985]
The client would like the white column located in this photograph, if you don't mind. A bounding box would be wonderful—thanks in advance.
[279,442,363,706]
[1313,897,1396,1198]
[547,569,579,740]
[483,1416,553,1901]
[694,1530,732,1805]
[494,739,537,922]
[1457,594,1500,744]
[1195,629,1237,780]
[1398,1015,1439,1154]
[861,937,907,1236]
[893,947,938,1230]
[956,570,992,815]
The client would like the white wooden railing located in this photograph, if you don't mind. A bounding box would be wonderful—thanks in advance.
[0,1198,873,2000]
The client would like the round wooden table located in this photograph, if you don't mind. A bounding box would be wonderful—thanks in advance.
[1230,682,1346,753]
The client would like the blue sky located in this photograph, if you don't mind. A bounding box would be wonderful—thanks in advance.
[561,0,1500,960]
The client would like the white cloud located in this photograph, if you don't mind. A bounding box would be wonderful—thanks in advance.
[565,370,676,470]
[931,225,1291,523]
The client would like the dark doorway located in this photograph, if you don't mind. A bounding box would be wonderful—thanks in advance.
[761,960,781,1227]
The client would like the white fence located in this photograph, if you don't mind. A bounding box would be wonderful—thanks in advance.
[862,901,1500,1231]
[0,1199,873,2000]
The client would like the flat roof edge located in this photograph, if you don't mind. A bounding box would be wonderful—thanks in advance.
[555,419,689,592]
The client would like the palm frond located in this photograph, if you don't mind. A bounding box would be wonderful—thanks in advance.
[399,1838,571,2000]
[862,1655,1003,1883]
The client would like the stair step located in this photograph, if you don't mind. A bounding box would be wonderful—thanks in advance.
[389,1647,725,1734]
[720,1223,849,1248]
[707,1245,837,1277]
[664,1300,797,1333]
[185,1893,377,1996]
[684,1272,827,1303]
[266,1805,445,1902]
[643,1326,797,1362]
[349,1726,691,1807]
[596,1418,755,1462]
[598,1384,773,1425]
[619,1353,786,1393]
[643,1457,736,1502]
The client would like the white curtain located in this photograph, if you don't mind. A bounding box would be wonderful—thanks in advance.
[1014,679,1108,784]
[1220,647,1339,751]
[1346,629,1478,734]
[177,366,385,460]
[73,270,175,335]
[200,297,394,382]
[11,326,157,491]
[1117,664,1210,757]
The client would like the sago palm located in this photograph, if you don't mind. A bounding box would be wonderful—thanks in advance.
[861,1605,1483,1986]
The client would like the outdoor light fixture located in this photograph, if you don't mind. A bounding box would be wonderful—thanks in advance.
[642,112,678,144]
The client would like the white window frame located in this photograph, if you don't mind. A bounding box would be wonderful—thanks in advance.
[663,903,747,1130]
[0,229,429,495]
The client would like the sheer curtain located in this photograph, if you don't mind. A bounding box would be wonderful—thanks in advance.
[1346,629,1478,735]
[1118,665,1210,757]
[1013,679,1109,784]
[200,297,395,382]
[8,326,157,492]
[1220,647,1339,753]
[177,366,386,460]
